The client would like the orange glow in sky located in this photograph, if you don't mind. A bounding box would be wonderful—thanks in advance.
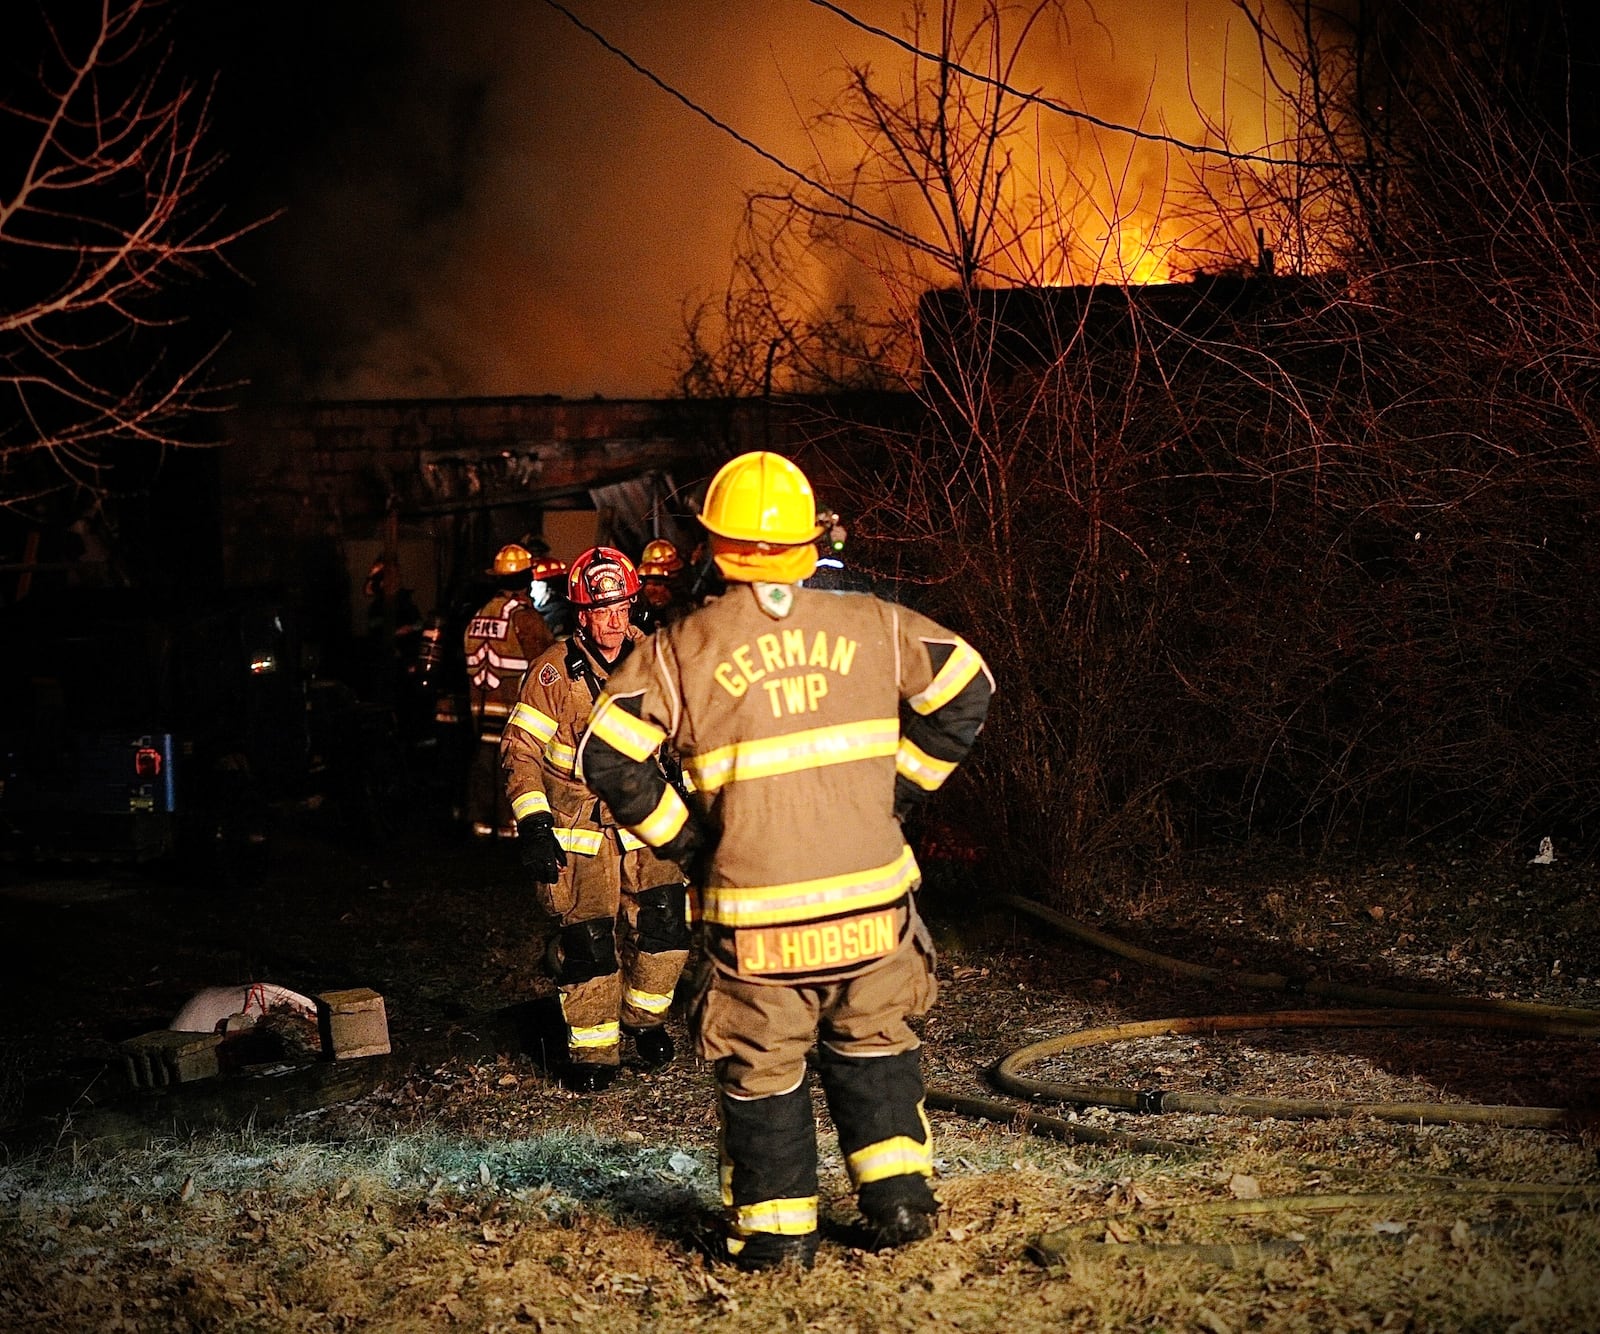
[275,1,1304,400]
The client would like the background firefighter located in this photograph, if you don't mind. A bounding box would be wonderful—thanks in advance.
[501,546,692,1093]
[529,553,574,640]
[576,452,995,1271]
[463,544,556,839]
[633,537,688,633]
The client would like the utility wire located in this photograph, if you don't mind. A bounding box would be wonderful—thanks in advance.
[539,0,947,263]
[806,0,1332,170]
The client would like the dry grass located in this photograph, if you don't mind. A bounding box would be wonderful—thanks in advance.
[6,837,1600,1329]
[5,1089,1600,1332]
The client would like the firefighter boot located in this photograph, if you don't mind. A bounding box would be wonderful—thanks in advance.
[859,1177,937,1249]
[816,1045,938,1250]
[731,1230,818,1271]
[719,1082,820,1271]
[631,1025,675,1070]
[563,1063,618,1094]
[551,917,623,1090]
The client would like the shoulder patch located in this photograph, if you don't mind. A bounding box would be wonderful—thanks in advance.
[538,662,560,686]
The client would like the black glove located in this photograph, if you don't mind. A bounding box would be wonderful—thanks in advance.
[517,813,567,883]
[660,820,712,886]
[893,774,926,824]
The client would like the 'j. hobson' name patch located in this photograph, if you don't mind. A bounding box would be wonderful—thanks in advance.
[734,908,897,974]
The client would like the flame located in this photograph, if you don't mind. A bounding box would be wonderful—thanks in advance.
[1110,221,1178,286]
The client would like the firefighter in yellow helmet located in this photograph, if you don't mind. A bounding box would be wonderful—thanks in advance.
[528,554,574,639]
[463,544,555,838]
[634,537,688,633]
[577,452,994,1270]
[500,547,691,1092]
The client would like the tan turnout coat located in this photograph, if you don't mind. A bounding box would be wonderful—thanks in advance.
[577,582,993,984]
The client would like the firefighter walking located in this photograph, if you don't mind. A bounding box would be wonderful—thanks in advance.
[578,452,994,1270]
[463,544,555,838]
[501,547,691,1092]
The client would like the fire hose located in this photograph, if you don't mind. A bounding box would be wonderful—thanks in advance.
[921,895,1600,1143]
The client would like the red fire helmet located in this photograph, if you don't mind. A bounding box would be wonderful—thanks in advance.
[566,546,640,608]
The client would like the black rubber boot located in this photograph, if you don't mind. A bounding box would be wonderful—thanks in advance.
[719,1082,819,1271]
[730,1230,818,1272]
[633,1026,675,1070]
[862,1194,936,1249]
[563,1063,618,1093]
[816,1046,938,1250]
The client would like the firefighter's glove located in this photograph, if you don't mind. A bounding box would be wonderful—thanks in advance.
[660,821,713,886]
[517,813,567,883]
[893,774,926,824]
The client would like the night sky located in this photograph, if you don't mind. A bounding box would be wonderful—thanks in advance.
[167,0,1271,405]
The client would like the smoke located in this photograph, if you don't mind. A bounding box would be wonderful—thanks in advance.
[224,0,1286,402]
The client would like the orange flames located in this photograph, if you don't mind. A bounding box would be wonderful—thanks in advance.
[311,1,1308,401]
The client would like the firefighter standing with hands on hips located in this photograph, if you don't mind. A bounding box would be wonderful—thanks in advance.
[463,544,555,838]
[577,452,994,1271]
[501,547,692,1092]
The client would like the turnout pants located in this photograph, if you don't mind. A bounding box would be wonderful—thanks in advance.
[693,929,939,1255]
[538,832,690,1066]
[467,731,517,837]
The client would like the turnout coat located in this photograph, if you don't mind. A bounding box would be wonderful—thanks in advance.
[502,627,649,855]
[576,581,993,984]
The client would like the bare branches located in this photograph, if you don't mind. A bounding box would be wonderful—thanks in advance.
[676,0,1600,869]
[0,0,255,510]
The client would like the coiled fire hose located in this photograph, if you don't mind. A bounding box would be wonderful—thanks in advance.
[922,895,1600,1141]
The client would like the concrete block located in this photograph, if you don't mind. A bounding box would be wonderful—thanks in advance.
[315,988,391,1060]
[120,1031,224,1088]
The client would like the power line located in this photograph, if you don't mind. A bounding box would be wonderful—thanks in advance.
[806,0,1329,170]
[538,0,947,264]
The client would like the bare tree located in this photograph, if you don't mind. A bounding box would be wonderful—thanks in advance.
[672,0,1600,880]
[0,0,252,512]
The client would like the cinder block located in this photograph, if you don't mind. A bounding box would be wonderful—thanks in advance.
[315,988,391,1060]
[120,1031,224,1088]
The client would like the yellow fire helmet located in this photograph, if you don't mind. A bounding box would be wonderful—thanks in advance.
[699,452,825,546]
[639,538,685,576]
[491,543,534,577]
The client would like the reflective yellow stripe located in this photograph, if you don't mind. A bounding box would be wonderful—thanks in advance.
[546,739,577,774]
[555,827,606,856]
[847,1135,933,1184]
[896,736,957,791]
[702,844,918,928]
[511,789,551,820]
[847,1102,933,1184]
[623,986,673,1014]
[633,786,690,847]
[619,828,646,852]
[909,638,984,715]
[729,1196,818,1238]
[687,718,899,793]
[508,702,559,744]
[587,696,668,762]
[566,1022,620,1049]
